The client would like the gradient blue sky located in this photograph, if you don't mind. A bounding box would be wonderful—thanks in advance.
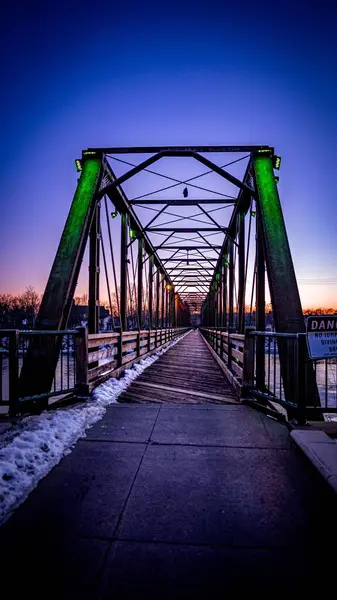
[0,0,336,307]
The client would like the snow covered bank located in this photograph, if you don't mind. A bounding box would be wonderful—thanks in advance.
[0,330,190,525]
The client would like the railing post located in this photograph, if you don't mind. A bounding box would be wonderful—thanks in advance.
[242,328,255,398]
[228,327,235,373]
[75,327,89,396]
[148,330,151,353]
[9,330,19,417]
[137,332,141,357]
[295,333,307,424]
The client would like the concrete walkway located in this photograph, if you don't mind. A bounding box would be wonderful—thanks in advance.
[1,403,336,597]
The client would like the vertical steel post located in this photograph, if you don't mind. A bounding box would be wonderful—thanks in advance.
[223,263,227,329]
[165,283,169,328]
[219,270,223,328]
[148,254,153,329]
[228,239,234,329]
[19,155,103,398]
[155,266,160,329]
[238,211,245,333]
[137,236,143,329]
[256,202,265,391]
[88,203,100,334]
[120,213,127,331]
[161,274,165,328]
[253,154,320,411]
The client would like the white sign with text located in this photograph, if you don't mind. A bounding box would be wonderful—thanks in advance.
[306,316,337,359]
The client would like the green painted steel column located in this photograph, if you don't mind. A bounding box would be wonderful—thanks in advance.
[19,156,104,399]
[253,154,320,412]
[253,155,304,333]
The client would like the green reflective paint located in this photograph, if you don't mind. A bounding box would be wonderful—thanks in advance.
[253,154,304,330]
[39,157,102,320]
[253,155,284,248]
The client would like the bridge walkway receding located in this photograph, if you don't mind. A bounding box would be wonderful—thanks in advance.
[0,331,336,597]
[118,330,237,405]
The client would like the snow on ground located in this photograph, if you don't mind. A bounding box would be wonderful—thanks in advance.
[0,330,191,525]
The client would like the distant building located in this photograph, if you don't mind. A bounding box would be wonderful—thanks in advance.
[68,305,110,330]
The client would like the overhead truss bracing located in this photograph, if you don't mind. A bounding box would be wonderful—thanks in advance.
[18,144,319,410]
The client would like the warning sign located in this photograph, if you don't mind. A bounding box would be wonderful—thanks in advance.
[306,316,337,359]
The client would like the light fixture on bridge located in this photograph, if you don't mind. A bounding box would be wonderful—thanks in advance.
[216,273,220,282]
[251,210,256,217]
[129,228,137,241]
[74,159,82,172]
[223,254,229,266]
[111,208,118,218]
[274,176,279,184]
[273,155,281,170]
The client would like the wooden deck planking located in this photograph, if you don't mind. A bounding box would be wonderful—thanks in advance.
[118,330,237,405]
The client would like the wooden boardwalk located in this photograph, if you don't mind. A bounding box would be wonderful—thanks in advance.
[119,330,237,405]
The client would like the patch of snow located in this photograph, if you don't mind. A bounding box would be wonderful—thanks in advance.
[0,330,190,525]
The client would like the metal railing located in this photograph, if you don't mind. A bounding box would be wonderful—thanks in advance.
[0,329,78,417]
[0,327,190,417]
[200,328,337,422]
[82,327,189,393]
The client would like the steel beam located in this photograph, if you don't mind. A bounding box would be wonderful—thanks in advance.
[156,246,221,250]
[120,213,127,331]
[19,156,104,398]
[130,199,236,205]
[88,203,100,334]
[155,268,160,328]
[97,151,256,200]
[148,254,153,328]
[228,239,234,328]
[238,212,245,333]
[148,227,226,233]
[256,203,265,391]
[253,154,320,411]
[89,145,273,154]
[137,237,143,328]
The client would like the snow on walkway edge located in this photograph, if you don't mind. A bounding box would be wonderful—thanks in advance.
[0,330,191,525]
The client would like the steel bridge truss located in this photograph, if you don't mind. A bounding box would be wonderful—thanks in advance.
[19,144,318,408]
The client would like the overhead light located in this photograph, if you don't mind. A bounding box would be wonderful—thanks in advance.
[274,176,279,184]
[251,210,256,217]
[75,159,82,172]
[111,210,118,218]
[273,155,281,170]
[129,228,137,241]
